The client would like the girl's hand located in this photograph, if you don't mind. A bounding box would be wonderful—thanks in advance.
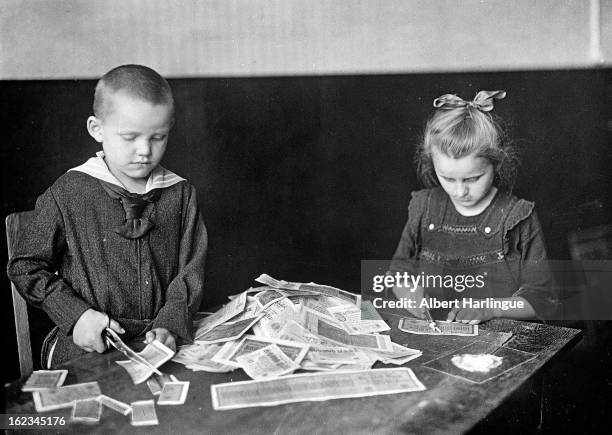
[73,308,125,353]
[145,328,177,352]
[446,303,497,324]
[392,285,427,320]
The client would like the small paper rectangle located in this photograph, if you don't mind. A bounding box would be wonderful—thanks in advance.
[98,395,131,416]
[130,400,158,426]
[157,381,190,405]
[146,372,176,396]
[72,398,102,422]
[32,382,101,412]
[22,370,68,391]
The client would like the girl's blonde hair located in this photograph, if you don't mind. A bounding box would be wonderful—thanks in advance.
[416,91,518,192]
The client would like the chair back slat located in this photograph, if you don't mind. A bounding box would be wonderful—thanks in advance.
[6,211,35,377]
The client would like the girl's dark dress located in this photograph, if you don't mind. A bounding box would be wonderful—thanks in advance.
[389,188,557,319]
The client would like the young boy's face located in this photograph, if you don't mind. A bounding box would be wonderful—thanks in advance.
[87,91,173,192]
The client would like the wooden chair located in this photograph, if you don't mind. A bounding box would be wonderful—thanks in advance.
[6,211,35,377]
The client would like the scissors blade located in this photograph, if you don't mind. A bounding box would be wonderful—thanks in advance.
[103,328,163,376]
[423,309,441,333]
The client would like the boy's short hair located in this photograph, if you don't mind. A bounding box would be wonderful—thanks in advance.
[93,64,174,120]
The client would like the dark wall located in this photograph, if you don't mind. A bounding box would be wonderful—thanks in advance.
[2,69,611,385]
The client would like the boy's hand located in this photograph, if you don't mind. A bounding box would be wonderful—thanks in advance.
[145,328,176,352]
[73,308,125,353]
[446,303,497,325]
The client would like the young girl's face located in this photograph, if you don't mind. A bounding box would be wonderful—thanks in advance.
[431,146,496,215]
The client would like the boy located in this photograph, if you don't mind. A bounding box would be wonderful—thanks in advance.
[8,65,206,367]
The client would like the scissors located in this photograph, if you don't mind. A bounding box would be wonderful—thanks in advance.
[423,308,441,333]
[103,327,163,376]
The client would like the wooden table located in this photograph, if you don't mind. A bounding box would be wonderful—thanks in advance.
[5,315,581,434]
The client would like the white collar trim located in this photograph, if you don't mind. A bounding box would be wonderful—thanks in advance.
[68,151,185,193]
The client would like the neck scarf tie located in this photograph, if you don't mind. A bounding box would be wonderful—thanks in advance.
[98,180,161,239]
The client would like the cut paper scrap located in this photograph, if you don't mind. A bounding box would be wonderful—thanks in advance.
[422,340,536,384]
[451,354,503,373]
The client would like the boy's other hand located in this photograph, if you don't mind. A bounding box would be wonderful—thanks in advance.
[73,308,125,353]
[145,328,176,352]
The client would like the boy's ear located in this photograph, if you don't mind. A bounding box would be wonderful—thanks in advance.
[86,116,104,143]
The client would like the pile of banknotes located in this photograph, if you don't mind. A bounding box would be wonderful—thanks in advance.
[175,273,423,378]
[21,273,427,420]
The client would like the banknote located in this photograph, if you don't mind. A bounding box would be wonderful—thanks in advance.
[130,400,158,426]
[224,297,261,323]
[22,369,68,392]
[173,343,235,373]
[140,340,176,366]
[300,359,342,371]
[334,361,376,371]
[146,373,178,395]
[32,382,101,412]
[115,340,175,384]
[360,300,386,321]
[157,381,190,405]
[71,398,102,422]
[398,318,478,336]
[277,320,338,347]
[185,363,235,373]
[327,304,390,334]
[297,283,361,306]
[98,395,131,416]
[307,345,373,365]
[194,291,248,337]
[212,334,309,367]
[116,360,154,385]
[300,297,337,319]
[255,274,301,290]
[211,367,426,410]
[195,316,261,344]
[255,274,361,305]
[251,298,298,338]
[300,308,393,351]
[369,342,423,365]
[235,344,300,379]
[254,289,286,308]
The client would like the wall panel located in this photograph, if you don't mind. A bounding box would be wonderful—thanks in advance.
[1,0,608,79]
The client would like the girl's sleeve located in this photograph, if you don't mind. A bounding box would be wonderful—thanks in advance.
[152,185,207,341]
[7,189,92,335]
[387,191,425,274]
[388,218,418,274]
[510,211,559,320]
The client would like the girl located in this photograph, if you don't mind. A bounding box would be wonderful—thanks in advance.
[388,90,557,324]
